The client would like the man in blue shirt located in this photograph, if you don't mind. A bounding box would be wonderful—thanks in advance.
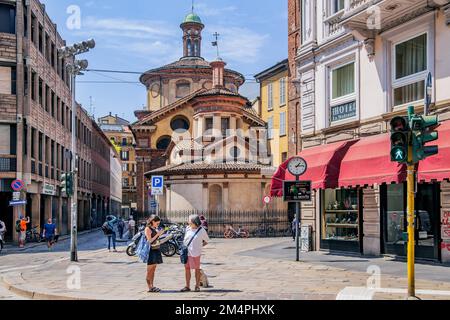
[43,218,57,250]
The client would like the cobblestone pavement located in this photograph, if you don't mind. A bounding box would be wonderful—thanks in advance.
[1,232,450,300]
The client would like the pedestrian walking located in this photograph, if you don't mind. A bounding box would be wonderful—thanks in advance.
[16,216,29,248]
[102,215,118,252]
[291,217,299,241]
[128,216,136,239]
[42,218,57,250]
[145,215,164,293]
[181,214,210,293]
[118,217,125,239]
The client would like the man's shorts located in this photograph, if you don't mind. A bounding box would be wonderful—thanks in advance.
[19,231,26,241]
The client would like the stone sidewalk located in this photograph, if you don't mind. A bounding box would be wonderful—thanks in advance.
[2,238,450,300]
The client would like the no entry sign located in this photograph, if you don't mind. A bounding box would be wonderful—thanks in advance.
[11,179,24,192]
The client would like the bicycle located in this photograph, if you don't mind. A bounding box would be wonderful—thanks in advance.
[224,225,249,239]
[253,225,276,237]
[25,226,42,243]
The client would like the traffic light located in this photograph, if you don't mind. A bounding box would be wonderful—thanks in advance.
[60,173,74,196]
[390,116,409,163]
[411,115,439,163]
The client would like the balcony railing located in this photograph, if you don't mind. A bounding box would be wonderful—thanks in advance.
[0,156,17,172]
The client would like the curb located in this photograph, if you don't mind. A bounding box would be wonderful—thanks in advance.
[1,272,94,300]
[3,229,102,253]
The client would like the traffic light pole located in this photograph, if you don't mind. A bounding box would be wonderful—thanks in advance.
[406,149,416,299]
[70,72,78,262]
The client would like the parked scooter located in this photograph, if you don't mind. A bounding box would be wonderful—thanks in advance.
[160,224,185,257]
[126,224,146,257]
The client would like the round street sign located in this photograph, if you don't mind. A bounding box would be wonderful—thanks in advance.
[263,196,271,205]
[11,179,24,192]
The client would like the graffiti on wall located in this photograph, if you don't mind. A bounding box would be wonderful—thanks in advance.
[442,211,450,252]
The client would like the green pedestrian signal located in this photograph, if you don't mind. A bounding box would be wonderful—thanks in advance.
[410,114,439,163]
[390,116,409,163]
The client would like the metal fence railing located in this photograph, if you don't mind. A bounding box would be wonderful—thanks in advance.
[139,209,292,238]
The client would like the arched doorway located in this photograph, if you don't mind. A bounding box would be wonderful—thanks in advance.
[208,185,223,211]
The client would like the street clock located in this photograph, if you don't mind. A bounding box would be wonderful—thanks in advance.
[287,157,308,177]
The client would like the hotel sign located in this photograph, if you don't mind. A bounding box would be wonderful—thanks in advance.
[331,101,356,123]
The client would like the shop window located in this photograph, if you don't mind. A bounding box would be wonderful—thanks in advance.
[323,188,359,242]
[393,33,427,106]
[0,4,15,34]
[386,184,405,246]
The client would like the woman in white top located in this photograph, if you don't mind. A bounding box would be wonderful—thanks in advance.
[181,214,210,292]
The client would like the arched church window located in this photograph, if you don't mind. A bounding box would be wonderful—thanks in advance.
[170,116,190,132]
[194,40,199,56]
[187,39,193,56]
[156,136,171,150]
[176,81,191,98]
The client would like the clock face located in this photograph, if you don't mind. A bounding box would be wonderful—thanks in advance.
[287,157,307,177]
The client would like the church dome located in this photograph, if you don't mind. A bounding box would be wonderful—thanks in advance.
[183,12,202,24]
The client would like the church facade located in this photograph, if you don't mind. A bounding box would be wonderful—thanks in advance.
[131,12,282,216]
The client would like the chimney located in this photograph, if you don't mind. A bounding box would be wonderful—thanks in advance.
[210,59,226,88]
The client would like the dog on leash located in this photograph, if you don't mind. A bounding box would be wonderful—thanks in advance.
[199,269,209,288]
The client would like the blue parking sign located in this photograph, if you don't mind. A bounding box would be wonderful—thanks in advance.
[151,176,164,195]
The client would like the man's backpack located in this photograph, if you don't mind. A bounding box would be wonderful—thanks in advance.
[101,222,112,235]
[15,220,21,233]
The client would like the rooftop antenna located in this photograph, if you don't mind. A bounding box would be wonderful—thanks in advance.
[212,32,221,59]
[192,0,194,13]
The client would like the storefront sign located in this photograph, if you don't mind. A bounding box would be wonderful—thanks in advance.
[330,101,356,123]
[283,181,312,202]
[42,184,56,196]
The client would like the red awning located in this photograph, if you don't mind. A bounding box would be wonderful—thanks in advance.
[270,140,356,197]
[338,133,406,188]
[418,120,450,182]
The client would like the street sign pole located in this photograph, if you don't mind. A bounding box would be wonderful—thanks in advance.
[70,72,78,263]
[295,190,300,262]
[406,106,417,300]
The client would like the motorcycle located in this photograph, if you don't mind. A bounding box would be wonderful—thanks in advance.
[160,225,185,257]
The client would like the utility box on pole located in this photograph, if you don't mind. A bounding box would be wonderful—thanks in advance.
[300,224,312,252]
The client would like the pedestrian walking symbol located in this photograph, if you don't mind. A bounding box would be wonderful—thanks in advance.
[395,149,404,160]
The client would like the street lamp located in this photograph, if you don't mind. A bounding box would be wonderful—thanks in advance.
[58,39,95,262]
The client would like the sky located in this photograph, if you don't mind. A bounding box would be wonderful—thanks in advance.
[40,0,288,122]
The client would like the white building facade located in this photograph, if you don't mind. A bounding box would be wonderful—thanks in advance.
[291,0,450,261]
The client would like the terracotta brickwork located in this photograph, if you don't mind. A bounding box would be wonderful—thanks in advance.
[287,0,301,157]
